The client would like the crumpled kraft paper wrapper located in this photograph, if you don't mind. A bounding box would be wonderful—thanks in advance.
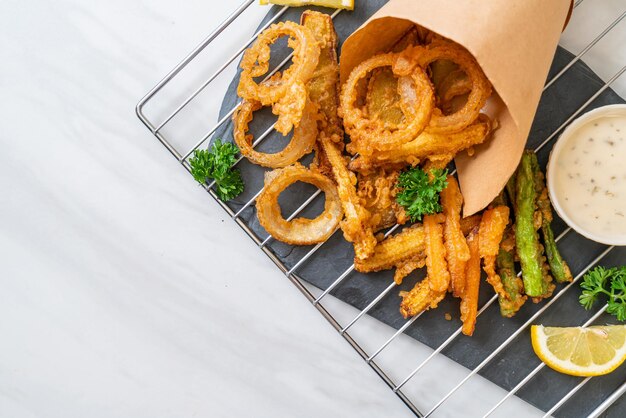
[339,0,572,216]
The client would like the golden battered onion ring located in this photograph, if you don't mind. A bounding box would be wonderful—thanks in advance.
[256,164,343,245]
[339,53,435,154]
[416,42,491,133]
[233,99,317,168]
[237,22,320,134]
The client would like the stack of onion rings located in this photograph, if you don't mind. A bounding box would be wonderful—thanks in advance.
[340,39,491,156]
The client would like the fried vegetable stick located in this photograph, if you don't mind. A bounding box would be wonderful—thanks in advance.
[321,135,377,260]
[497,229,527,317]
[399,278,446,319]
[349,115,492,170]
[529,152,573,283]
[490,191,527,316]
[460,228,481,336]
[354,223,425,276]
[440,176,470,297]
[305,14,376,260]
[301,11,343,176]
[515,151,554,298]
[423,213,450,293]
[479,206,510,300]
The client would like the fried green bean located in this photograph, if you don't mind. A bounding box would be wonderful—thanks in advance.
[496,231,527,317]
[515,151,553,297]
[530,153,573,283]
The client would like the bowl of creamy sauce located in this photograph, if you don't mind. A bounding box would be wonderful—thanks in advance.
[547,104,626,246]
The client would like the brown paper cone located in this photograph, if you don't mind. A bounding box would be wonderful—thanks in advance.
[339,0,572,216]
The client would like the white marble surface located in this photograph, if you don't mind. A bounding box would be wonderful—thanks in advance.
[1,1,625,417]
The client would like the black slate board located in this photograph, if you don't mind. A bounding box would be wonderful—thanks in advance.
[212,3,626,416]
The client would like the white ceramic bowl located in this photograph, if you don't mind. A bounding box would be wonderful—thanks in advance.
[547,104,626,246]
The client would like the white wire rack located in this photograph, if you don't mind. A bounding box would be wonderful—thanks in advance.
[136,1,626,416]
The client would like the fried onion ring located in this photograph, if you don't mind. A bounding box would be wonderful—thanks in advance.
[233,99,317,168]
[339,53,435,154]
[395,41,491,133]
[256,164,343,245]
[237,22,320,134]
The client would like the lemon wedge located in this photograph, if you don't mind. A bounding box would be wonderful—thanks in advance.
[259,0,354,10]
[531,324,626,376]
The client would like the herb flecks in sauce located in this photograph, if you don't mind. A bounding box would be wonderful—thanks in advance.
[554,115,626,240]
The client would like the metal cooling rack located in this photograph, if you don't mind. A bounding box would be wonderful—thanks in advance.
[136,1,626,416]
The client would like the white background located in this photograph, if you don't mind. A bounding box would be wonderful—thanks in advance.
[1,0,624,417]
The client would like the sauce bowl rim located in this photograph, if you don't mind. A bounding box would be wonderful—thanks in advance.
[547,103,626,246]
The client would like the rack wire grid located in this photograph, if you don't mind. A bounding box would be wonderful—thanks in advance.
[136,1,626,416]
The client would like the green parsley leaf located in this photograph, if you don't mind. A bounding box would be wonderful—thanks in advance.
[395,167,448,222]
[579,265,626,321]
[189,139,244,201]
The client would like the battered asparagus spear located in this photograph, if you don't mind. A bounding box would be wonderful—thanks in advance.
[530,153,573,283]
[515,151,553,297]
[497,230,527,317]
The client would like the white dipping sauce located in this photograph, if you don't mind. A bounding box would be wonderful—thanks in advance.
[552,115,626,241]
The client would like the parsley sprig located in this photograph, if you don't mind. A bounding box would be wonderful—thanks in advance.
[396,167,448,222]
[579,266,626,321]
[189,140,244,201]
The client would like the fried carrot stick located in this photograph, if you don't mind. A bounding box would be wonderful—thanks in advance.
[460,228,481,336]
[441,176,470,297]
[489,191,527,316]
[423,213,450,293]
[479,206,510,300]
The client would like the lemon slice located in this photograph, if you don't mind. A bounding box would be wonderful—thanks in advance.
[259,0,354,10]
[531,324,626,376]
